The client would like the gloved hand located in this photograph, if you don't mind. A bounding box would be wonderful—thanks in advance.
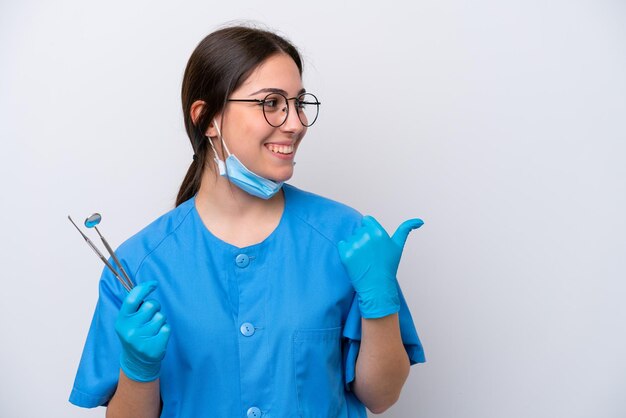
[338,216,424,318]
[115,280,171,382]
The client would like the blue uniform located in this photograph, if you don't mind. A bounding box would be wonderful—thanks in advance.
[69,184,425,417]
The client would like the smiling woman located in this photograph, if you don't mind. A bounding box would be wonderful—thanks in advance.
[68,24,425,418]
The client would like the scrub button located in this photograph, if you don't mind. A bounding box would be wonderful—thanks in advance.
[247,407,262,418]
[240,322,255,337]
[235,254,250,268]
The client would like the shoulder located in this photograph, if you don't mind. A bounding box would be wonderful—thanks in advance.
[115,198,196,274]
[284,183,363,243]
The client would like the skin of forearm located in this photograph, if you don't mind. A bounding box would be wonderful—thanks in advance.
[352,313,410,414]
[106,370,161,418]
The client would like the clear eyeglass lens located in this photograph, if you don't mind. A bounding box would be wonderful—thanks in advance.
[262,93,289,127]
[296,93,319,127]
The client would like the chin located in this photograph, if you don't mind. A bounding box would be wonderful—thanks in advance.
[270,168,294,183]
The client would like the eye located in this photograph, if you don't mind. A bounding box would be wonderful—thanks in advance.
[263,98,278,108]
[262,94,286,113]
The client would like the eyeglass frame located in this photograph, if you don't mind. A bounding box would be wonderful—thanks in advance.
[227,92,321,127]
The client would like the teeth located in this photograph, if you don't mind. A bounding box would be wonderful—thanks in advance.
[267,144,294,154]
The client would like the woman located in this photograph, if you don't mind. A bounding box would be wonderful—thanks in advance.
[70,25,425,417]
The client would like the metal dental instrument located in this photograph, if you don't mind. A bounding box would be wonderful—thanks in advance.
[68,214,134,292]
[84,213,135,290]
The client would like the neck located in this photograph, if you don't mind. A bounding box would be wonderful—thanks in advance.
[194,167,285,248]
[196,166,284,220]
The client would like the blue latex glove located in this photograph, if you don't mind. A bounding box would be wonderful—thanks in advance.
[115,280,171,382]
[338,216,424,318]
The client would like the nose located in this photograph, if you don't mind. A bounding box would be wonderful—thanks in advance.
[280,99,306,134]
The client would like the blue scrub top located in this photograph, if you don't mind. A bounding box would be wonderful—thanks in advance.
[69,184,425,417]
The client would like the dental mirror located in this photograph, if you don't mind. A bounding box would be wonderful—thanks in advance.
[84,213,102,228]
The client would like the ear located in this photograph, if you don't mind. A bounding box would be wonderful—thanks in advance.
[191,100,221,138]
[190,100,206,125]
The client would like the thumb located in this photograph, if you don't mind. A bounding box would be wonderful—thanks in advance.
[391,218,424,248]
[120,281,158,315]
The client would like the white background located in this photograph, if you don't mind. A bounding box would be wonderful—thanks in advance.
[1,1,625,417]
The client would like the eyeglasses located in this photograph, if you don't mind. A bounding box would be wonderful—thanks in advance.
[227,92,321,127]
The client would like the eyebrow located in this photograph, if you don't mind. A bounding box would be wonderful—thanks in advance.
[249,87,307,97]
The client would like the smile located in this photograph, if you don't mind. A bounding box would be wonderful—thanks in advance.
[265,144,294,155]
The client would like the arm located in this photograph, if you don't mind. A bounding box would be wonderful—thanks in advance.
[106,372,161,418]
[338,215,423,413]
[352,314,410,414]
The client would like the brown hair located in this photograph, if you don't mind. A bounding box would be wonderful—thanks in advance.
[176,25,303,206]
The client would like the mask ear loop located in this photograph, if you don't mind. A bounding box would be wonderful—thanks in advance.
[209,119,248,205]
[207,135,220,158]
[208,119,228,175]
[212,119,232,157]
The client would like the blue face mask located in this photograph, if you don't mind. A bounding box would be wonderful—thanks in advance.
[208,120,284,200]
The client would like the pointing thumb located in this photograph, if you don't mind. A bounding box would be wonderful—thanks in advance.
[391,218,424,248]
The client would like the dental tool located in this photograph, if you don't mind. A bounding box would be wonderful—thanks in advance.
[68,214,134,292]
[84,213,135,290]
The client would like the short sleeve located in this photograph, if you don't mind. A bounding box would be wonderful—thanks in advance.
[69,267,127,408]
[342,282,425,389]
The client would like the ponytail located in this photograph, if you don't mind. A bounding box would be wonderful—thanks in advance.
[175,134,209,206]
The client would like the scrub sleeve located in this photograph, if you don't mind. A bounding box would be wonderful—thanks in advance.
[69,267,128,407]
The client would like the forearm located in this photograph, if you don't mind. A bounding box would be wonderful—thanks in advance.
[106,370,161,418]
[352,313,410,414]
